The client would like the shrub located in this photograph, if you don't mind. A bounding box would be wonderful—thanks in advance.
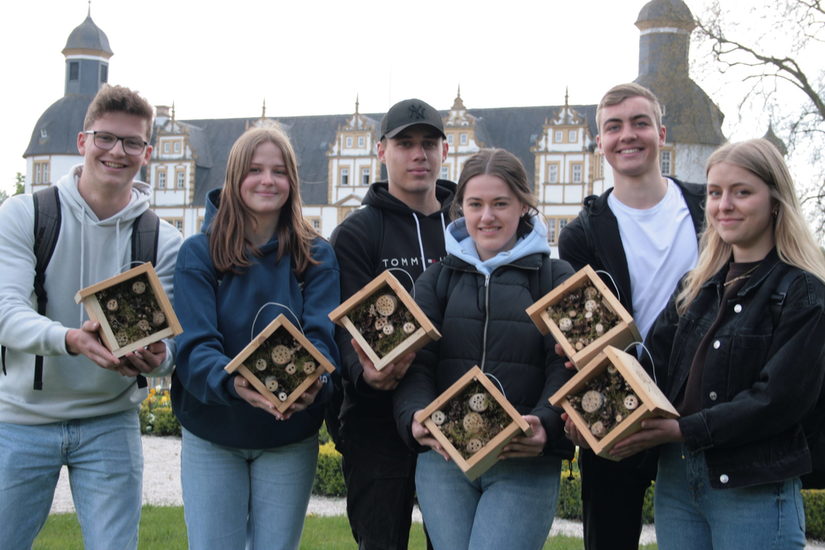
[139,388,181,436]
[804,490,825,541]
[313,442,346,497]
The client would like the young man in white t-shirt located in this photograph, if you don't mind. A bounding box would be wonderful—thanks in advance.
[558,82,705,550]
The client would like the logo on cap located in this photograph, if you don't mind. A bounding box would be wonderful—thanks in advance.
[408,104,426,121]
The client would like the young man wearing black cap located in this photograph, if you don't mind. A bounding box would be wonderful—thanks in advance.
[330,98,454,550]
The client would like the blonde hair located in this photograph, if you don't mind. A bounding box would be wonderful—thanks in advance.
[596,82,663,131]
[676,138,825,313]
[209,126,319,274]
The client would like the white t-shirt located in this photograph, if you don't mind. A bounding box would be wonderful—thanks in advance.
[607,179,698,340]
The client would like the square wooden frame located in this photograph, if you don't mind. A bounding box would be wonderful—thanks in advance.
[526,265,640,369]
[224,314,335,413]
[74,262,182,357]
[328,270,441,371]
[549,345,678,460]
[414,365,532,480]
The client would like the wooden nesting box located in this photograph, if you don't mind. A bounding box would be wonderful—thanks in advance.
[414,365,532,480]
[224,314,336,414]
[526,264,640,369]
[549,345,678,460]
[328,270,441,371]
[74,262,182,357]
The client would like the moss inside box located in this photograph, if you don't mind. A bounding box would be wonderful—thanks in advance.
[546,284,619,352]
[347,284,419,358]
[429,380,512,461]
[95,273,169,347]
[567,365,640,439]
[243,328,320,402]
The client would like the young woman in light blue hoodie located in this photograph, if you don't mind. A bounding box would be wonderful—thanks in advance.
[393,148,574,550]
[172,126,339,550]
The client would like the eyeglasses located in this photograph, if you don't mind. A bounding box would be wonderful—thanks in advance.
[84,131,148,156]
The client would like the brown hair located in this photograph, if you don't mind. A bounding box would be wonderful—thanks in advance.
[596,82,663,131]
[451,148,539,235]
[676,138,825,313]
[209,126,319,274]
[83,84,154,139]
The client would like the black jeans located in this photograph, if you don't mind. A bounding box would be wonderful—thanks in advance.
[340,423,423,550]
[580,449,654,550]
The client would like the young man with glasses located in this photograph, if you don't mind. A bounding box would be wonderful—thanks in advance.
[0,84,182,549]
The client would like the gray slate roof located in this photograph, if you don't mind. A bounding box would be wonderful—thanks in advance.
[23,94,94,157]
[63,15,113,56]
[181,104,600,207]
[636,0,694,28]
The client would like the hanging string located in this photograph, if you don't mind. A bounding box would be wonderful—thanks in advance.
[595,269,622,303]
[483,371,508,403]
[250,302,304,341]
[624,341,657,386]
[388,267,416,298]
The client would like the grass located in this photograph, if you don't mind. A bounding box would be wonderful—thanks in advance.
[34,506,658,549]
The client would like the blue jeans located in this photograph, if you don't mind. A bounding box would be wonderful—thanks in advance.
[415,450,561,550]
[0,410,143,550]
[655,443,806,549]
[181,428,318,550]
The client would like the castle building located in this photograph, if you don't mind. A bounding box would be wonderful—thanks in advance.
[24,0,724,253]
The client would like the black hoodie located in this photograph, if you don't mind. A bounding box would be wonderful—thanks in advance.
[330,179,455,438]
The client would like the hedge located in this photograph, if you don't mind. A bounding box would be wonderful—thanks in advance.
[138,396,825,541]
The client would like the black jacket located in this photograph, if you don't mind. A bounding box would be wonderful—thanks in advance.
[646,250,825,488]
[392,252,576,458]
[330,180,456,437]
[558,178,705,313]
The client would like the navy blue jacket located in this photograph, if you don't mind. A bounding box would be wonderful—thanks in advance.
[646,250,825,488]
[171,189,340,449]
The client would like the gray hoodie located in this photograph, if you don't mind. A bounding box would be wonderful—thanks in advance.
[0,165,182,424]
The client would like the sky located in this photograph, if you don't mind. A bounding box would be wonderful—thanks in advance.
[0,0,788,196]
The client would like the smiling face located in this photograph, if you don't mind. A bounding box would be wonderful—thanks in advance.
[77,111,152,199]
[462,174,527,261]
[707,161,776,262]
[377,124,448,201]
[596,96,666,180]
[240,141,291,230]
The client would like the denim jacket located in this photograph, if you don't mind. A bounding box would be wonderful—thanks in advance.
[646,249,825,489]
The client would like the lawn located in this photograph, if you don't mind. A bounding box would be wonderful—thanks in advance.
[34,506,659,549]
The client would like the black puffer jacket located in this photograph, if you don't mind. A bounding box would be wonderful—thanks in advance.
[393,252,576,458]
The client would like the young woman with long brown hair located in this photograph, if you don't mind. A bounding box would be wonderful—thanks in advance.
[172,126,340,550]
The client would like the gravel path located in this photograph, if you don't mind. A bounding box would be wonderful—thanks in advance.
[49,436,825,548]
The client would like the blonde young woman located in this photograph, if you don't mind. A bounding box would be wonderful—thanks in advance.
[172,127,340,550]
[610,139,825,549]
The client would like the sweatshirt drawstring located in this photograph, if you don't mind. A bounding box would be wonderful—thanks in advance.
[412,213,427,268]
[78,206,88,326]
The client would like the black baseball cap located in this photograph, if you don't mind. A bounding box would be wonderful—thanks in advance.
[380,98,446,140]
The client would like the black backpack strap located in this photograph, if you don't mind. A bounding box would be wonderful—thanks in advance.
[130,209,160,267]
[768,269,798,326]
[28,187,62,390]
[129,209,160,389]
